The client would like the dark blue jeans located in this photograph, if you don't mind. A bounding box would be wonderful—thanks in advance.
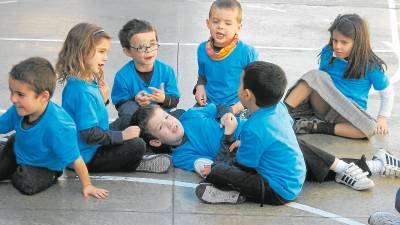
[0,136,61,195]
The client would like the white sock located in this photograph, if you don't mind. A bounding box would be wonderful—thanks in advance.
[366,159,384,175]
[194,158,214,178]
[332,160,348,174]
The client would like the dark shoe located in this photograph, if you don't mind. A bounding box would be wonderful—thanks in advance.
[195,182,246,204]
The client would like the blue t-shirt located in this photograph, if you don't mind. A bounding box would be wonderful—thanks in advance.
[319,46,389,110]
[236,102,306,201]
[197,40,258,106]
[0,102,80,171]
[172,104,244,171]
[111,59,180,106]
[62,76,109,163]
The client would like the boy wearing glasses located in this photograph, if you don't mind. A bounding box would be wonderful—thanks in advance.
[111,19,180,130]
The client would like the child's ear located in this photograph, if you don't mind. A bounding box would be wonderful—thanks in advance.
[206,19,211,30]
[244,89,254,101]
[38,91,50,102]
[122,48,132,57]
[149,139,162,147]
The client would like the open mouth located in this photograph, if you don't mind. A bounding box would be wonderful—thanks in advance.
[215,32,224,39]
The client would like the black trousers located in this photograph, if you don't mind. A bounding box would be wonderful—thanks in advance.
[0,136,62,195]
[299,138,371,182]
[87,137,146,172]
[205,140,288,206]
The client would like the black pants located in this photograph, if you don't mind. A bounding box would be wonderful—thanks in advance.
[87,137,146,172]
[0,136,62,195]
[299,138,371,182]
[205,140,287,206]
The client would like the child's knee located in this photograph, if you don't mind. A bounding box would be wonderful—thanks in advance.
[11,165,56,195]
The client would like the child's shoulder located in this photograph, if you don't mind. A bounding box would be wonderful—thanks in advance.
[43,102,76,131]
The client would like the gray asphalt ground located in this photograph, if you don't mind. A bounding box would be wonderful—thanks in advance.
[1,0,400,224]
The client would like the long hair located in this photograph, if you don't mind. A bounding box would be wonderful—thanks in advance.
[326,14,386,79]
[56,23,111,84]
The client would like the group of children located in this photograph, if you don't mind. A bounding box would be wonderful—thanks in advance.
[0,1,399,222]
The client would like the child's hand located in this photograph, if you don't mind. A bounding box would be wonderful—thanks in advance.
[135,91,151,106]
[229,140,240,152]
[148,83,166,103]
[195,85,207,106]
[82,184,109,199]
[375,116,389,135]
[220,113,237,135]
[122,126,141,141]
[231,102,244,115]
[98,82,110,104]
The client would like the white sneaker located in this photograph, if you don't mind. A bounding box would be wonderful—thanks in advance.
[373,148,400,177]
[335,163,374,191]
[194,158,214,178]
[369,212,400,225]
[136,154,171,173]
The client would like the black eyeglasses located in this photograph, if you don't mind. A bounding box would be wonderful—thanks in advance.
[130,43,160,53]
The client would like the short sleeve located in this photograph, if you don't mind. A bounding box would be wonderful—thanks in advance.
[164,67,180,97]
[197,43,205,77]
[0,106,16,134]
[369,67,389,91]
[74,93,102,131]
[49,125,80,166]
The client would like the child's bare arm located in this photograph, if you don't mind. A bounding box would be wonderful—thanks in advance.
[72,157,109,199]
[195,85,207,106]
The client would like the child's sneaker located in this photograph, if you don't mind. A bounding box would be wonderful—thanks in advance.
[136,154,171,173]
[195,183,246,204]
[372,148,400,177]
[335,163,374,190]
[293,118,322,134]
[369,212,400,225]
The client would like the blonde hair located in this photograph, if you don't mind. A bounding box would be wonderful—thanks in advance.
[209,0,242,23]
[56,23,111,84]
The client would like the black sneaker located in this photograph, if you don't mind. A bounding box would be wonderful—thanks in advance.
[195,183,246,204]
[136,154,171,173]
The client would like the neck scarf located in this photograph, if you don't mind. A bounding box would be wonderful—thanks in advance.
[206,34,239,60]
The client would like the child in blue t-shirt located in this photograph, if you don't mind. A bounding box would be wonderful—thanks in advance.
[193,0,257,115]
[56,23,171,174]
[131,103,243,177]
[284,14,393,139]
[111,19,180,129]
[0,57,108,198]
[196,61,306,205]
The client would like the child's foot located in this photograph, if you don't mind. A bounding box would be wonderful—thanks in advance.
[335,163,374,190]
[293,118,322,134]
[195,183,246,204]
[136,154,171,173]
[194,158,214,178]
[369,212,400,225]
[372,148,400,177]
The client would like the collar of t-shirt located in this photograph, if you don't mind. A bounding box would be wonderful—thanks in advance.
[135,67,154,84]
[22,103,49,129]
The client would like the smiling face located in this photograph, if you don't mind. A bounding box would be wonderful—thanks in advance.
[9,78,49,121]
[145,107,184,146]
[86,37,111,76]
[331,30,354,59]
[207,6,241,48]
[123,31,158,72]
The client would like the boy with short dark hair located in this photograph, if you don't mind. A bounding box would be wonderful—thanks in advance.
[194,0,258,115]
[195,61,306,205]
[112,18,180,130]
[0,57,108,198]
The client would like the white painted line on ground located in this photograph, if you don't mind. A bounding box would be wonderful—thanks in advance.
[245,4,286,13]
[0,0,17,4]
[79,175,365,225]
[0,38,393,52]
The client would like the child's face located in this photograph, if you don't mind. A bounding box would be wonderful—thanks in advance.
[207,7,241,48]
[124,31,158,69]
[9,78,48,119]
[332,30,354,59]
[86,38,111,75]
[146,107,184,146]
